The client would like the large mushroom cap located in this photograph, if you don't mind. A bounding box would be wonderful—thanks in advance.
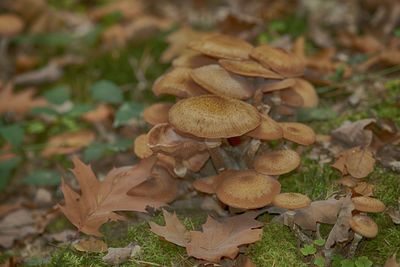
[352,196,386,213]
[188,33,253,60]
[190,64,254,99]
[0,14,24,37]
[246,114,283,140]
[250,44,305,77]
[254,149,300,175]
[142,103,173,126]
[169,95,261,138]
[349,214,378,238]
[219,59,283,79]
[272,192,311,210]
[216,170,281,209]
[279,122,316,145]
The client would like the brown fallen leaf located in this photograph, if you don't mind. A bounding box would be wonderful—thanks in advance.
[59,156,165,236]
[149,209,190,247]
[41,130,95,157]
[73,237,108,253]
[331,119,376,148]
[102,243,141,265]
[384,254,400,267]
[332,147,375,179]
[186,211,263,262]
[387,208,400,224]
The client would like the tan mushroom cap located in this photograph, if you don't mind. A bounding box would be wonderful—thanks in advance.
[190,64,254,99]
[291,78,319,108]
[349,214,378,238]
[352,196,386,213]
[280,89,304,107]
[216,170,281,209]
[142,103,173,126]
[279,122,316,145]
[152,67,207,98]
[128,166,178,203]
[82,104,113,123]
[219,59,283,79]
[0,14,24,37]
[134,134,153,159]
[250,44,305,77]
[188,33,253,60]
[172,50,217,68]
[260,78,296,93]
[246,114,283,140]
[193,171,232,194]
[336,176,357,188]
[272,192,311,210]
[169,95,261,138]
[254,149,301,175]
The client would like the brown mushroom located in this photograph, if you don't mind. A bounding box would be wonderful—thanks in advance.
[134,134,153,159]
[0,14,24,37]
[254,149,301,176]
[348,214,378,257]
[272,192,311,227]
[142,103,173,126]
[172,50,217,68]
[219,59,283,79]
[352,196,386,213]
[192,171,232,194]
[279,122,316,146]
[246,114,283,141]
[216,170,281,209]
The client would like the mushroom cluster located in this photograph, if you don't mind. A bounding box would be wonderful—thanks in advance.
[134,33,318,211]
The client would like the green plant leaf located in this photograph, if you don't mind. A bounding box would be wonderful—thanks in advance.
[44,85,71,105]
[313,238,326,247]
[30,107,59,116]
[0,157,22,190]
[0,124,25,147]
[300,244,316,256]
[341,259,355,267]
[26,121,46,134]
[23,170,61,186]
[65,103,94,117]
[314,256,325,267]
[108,138,133,152]
[83,142,108,162]
[113,102,144,127]
[296,107,337,122]
[90,80,123,104]
[355,256,373,267]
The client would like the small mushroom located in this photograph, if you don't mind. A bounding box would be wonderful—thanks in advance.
[272,192,311,228]
[279,122,316,146]
[218,59,283,79]
[192,171,232,194]
[348,214,378,257]
[216,170,281,209]
[352,196,386,213]
[134,134,153,159]
[142,103,173,126]
[0,14,24,37]
[254,149,301,176]
[246,114,283,141]
[172,50,217,68]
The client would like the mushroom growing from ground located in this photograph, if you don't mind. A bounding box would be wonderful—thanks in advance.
[272,192,311,228]
[348,214,378,257]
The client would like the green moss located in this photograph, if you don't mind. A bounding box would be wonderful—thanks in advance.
[248,222,307,267]
[370,167,400,206]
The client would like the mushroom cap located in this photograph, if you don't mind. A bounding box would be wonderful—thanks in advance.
[192,171,232,194]
[250,44,305,77]
[219,59,283,79]
[349,214,378,238]
[254,149,301,175]
[188,33,253,60]
[246,114,283,140]
[352,196,386,213]
[82,104,112,123]
[272,192,311,210]
[152,67,207,98]
[291,78,319,108]
[279,122,316,145]
[216,170,281,209]
[134,134,153,159]
[172,50,217,68]
[142,103,173,126]
[336,176,358,188]
[260,78,296,92]
[190,64,254,99]
[279,89,304,107]
[169,95,261,138]
[128,166,178,203]
[0,14,24,37]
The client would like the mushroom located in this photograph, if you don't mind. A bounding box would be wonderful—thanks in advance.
[352,196,386,213]
[134,134,153,159]
[172,50,217,68]
[272,192,311,228]
[0,14,24,37]
[281,78,319,108]
[246,114,283,141]
[254,149,301,176]
[279,122,316,146]
[216,170,281,209]
[142,103,173,126]
[188,33,253,60]
[192,170,232,194]
[190,64,254,100]
[218,59,283,79]
[348,214,378,257]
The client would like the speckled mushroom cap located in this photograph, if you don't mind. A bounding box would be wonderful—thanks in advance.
[253,149,301,175]
[128,166,178,203]
[272,192,311,210]
[352,196,386,213]
[349,214,378,238]
[216,170,281,209]
[0,14,24,37]
[192,170,232,194]
[250,44,305,77]
[168,95,261,138]
[190,64,254,99]
[246,114,283,140]
[134,134,153,159]
[152,67,207,98]
[279,122,316,145]
[172,50,217,68]
[188,33,253,60]
[219,59,283,79]
[143,103,173,125]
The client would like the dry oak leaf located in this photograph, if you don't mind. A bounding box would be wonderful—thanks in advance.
[384,254,400,267]
[149,209,190,247]
[331,119,376,148]
[186,211,263,262]
[332,147,375,179]
[0,83,47,116]
[59,156,165,236]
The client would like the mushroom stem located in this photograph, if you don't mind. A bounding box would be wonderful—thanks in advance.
[316,223,322,240]
[323,247,334,267]
[348,232,363,258]
[244,139,261,167]
[293,224,313,244]
[173,159,187,178]
[208,146,227,172]
[284,210,296,228]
